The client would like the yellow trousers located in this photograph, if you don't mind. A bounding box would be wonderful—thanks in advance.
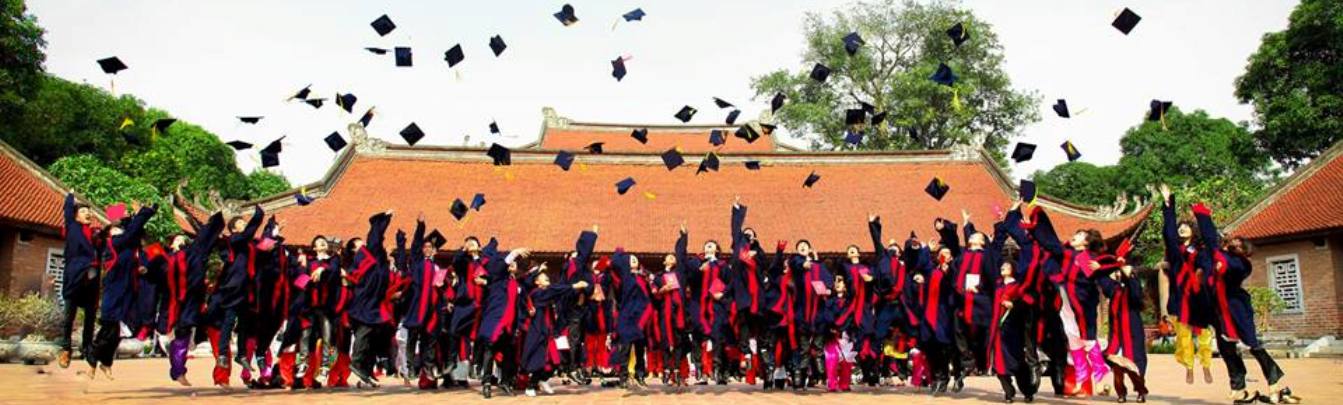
[1173,320,1213,370]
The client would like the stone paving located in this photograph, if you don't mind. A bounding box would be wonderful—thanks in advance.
[0,354,1336,404]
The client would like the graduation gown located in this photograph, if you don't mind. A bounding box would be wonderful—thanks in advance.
[838,260,877,356]
[790,255,835,336]
[212,205,264,311]
[917,258,957,345]
[253,220,290,322]
[134,245,168,333]
[1100,272,1147,374]
[158,248,187,334]
[987,279,1029,376]
[869,218,920,340]
[61,194,99,300]
[673,231,705,337]
[477,248,522,345]
[523,283,577,373]
[1035,213,1106,341]
[612,251,654,344]
[950,222,1000,330]
[99,205,157,324]
[729,205,763,316]
[401,221,439,330]
[1161,194,1213,328]
[652,268,687,350]
[178,213,224,329]
[448,238,497,338]
[347,212,393,326]
[1196,207,1260,348]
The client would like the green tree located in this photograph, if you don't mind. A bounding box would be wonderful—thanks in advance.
[0,0,45,118]
[1031,162,1121,207]
[119,111,287,201]
[1130,176,1264,267]
[244,170,291,199]
[48,155,177,241]
[1234,0,1343,169]
[1,75,150,165]
[751,0,1039,159]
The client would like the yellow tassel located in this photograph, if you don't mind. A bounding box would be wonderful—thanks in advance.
[951,88,963,112]
[119,117,134,130]
[643,191,656,200]
[1160,111,1168,131]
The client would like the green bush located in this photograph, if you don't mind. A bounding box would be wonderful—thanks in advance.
[1250,286,1286,335]
[48,154,175,240]
[0,293,64,340]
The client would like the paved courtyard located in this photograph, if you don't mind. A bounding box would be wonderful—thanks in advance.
[0,354,1336,404]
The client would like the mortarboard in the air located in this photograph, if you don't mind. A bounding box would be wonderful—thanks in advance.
[260,137,284,168]
[324,132,347,152]
[359,107,375,127]
[762,123,777,135]
[630,128,649,144]
[744,160,761,170]
[946,22,970,47]
[371,14,396,36]
[97,57,127,74]
[487,143,512,165]
[735,124,760,143]
[152,118,176,134]
[713,98,734,109]
[226,141,253,150]
[450,199,469,220]
[697,152,720,174]
[674,106,697,123]
[585,142,604,154]
[860,101,876,114]
[400,122,425,146]
[870,111,888,126]
[725,109,741,125]
[305,98,327,109]
[709,130,726,146]
[843,32,865,56]
[1112,8,1141,35]
[238,116,263,124]
[336,93,358,113]
[296,189,315,206]
[471,193,486,211]
[490,121,501,134]
[844,131,864,146]
[1011,142,1036,163]
[622,8,646,22]
[930,63,957,86]
[445,45,465,68]
[611,57,627,81]
[1052,99,1070,118]
[554,4,579,26]
[554,151,575,171]
[924,177,949,200]
[771,92,786,112]
[395,47,413,67]
[489,35,507,57]
[661,148,684,171]
[810,63,831,83]
[1147,99,1173,122]
[1061,140,1081,162]
[615,177,636,195]
[365,47,388,55]
[1019,180,1038,205]
[803,171,821,188]
[291,85,312,100]
[427,229,448,249]
[845,109,866,126]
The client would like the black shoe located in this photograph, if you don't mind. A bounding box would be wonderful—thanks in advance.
[1233,390,1260,405]
[953,376,965,393]
[1024,394,1034,403]
[482,384,493,399]
[1117,395,1128,403]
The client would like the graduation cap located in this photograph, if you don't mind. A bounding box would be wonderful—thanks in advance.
[1112,8,1141,35]
[725,109,741,125]
[260,137,284,168]
[713,97,734,109]
[744,160,761,170]
[615,177,636,195]
[924,177,949,201]
[359,107,375,127]
[946,22,970,47]
[554,4,578,26]
[295,189,315,206]
[238,116,263,124]
[859,101,876,113]
[1147,99,1173,122]
[585,142,604,154]
[226,141,253,150]
[611,57,627,81]
[696,152,720,174]
[444,45,465,68]
[324,132,347,152]
[426,229,448,249]
[709,130,726,146]
[1011,142,1036,163]
[735,125,760,143]
[554,151,575,171]
[291,84,312,100]
[489,35,507,57]
[487,143,511,166]
[304,98,326,109]
[400,122,425,146]
[97,57,127,74]
[771,93,787,112]
[470,193,486,211]
[845,109,866,126]
[661,148,684,171]
[843,32,865,55]
[395,47,413,67]
[844,131,865,146]
[674,106,697,123]
[622,8,646,22]
[489,121,501,134]
[336,93,358,113]
[1019,180,1038,205]
[630,128,649,144]
[804,171,821,188]
[450,199,469,220]
[870,111,888,126]
[1061,140,1081,162]
[1052,99,1070,118]
[152,118,176,134]
[371,14,396,36]
[930,63,957,86]
[810,63,831,83]
[365,47,389,55]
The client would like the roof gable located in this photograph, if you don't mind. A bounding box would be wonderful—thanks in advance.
[1227,141,1343,241]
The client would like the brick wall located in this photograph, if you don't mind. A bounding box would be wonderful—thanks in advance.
[0,227,62,297]
[1250,235,1343,338]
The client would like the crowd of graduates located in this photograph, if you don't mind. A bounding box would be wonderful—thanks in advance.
[54,188,1300,404]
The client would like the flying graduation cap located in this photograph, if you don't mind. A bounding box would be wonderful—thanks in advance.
[615,177,636,195]
[554,4,579,26]
[400,123,425,146]
[630,128,649,144]
[697,152,720,174]
[336,93,358,113]
[661,148,684,171]
[365,47,389,55]
[771,93,787,112]
[735,124,760,143]
[1019,180,1038,205]
[946,22,970,47]
[1061,140,1081,162]
[803,172,821,188]
[426,229,448,249]
[725,110,741,125]
[260,137,285,168]
[291,84,312,100]
[358,107,375,127]
[1011,142,1036,163]
[842,32,865,55]
[296,188,316,206]
[489,35,507,57]
[371,14,396,36]
[488,121,501,134]
[152,118,176,134]
[395,47,413,67]
[713,97,734,109]
[304,98,326,109]
[930,63,957,86]
[611,57,627,81]
[237,116,263,124]
[471,193,486,211]
[674,106,697,123]
[97,57,128,74]
[324,132,347,152]
[925,177,950,200]
[870,111,888,126]
[623,8,646,22]
[844,131,865,146]
[1112,8,1141,35]
[444,45,465,68]
[554,151,576,171]
[1148,99,1173,129]
[744,160,761,170]
[450,199,469,220]
[487,143,512,165]
[845,109,866,126]
[1052,99,1070,118]
[810,63,831,83]
[226,141,253,150]
[709,130,726,146]
[585,142,605,154]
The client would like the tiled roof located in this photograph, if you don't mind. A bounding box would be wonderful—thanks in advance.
[530,107,789,154]
[0,140,107,233]
[252,124,1149,254]
[1227,141,1343,241]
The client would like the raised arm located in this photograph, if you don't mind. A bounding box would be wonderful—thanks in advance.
[190,212,225,259]
[411,219,426,262]
[242,205,265,241]
[1192,203,1220,252]
[731,202,748,250]
[869,216,885,258]
[1161,193,1181,265]
[1032,210,1064,257]
[937,219,962,257]
[675,227,689,266]
[365,211,393,256]
[63,194,78,228]
[575,229,598,272]
[115,204,158,249]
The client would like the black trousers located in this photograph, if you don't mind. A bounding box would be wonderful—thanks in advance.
[90,319,121,368]
[479,336,516,387]
[59,282,99,353]
[953,316,988,377]
[1038,309,1068,395]
[1107,358,1147,397]
[216,308,240,358]
[1217,335,1284,391]
[351,322,379,381]
[662,330,692,380]
[405,326,436,376]
[791,332,825,386]
[612,339,647,380]
[923,339,953,386]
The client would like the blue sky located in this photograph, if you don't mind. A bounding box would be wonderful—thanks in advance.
[28,0,1298,184]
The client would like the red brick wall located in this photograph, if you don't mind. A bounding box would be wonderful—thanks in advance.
[1250,236,1343,338]
[0,227,62,297]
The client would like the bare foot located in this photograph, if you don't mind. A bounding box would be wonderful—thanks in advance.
[58,350,71,369]
[1203,367,1213,384]
[176,375,192,387]
[1185,368,1194,384]
[99,365,115,380]
[88,366,97,381]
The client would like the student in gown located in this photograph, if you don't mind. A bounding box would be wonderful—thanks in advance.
[653,249,690,386]
[89,202,157,379]
[521,260,589,396]
[250,217,289,387]
[988,253,1037,404]
[556,225,598,384]
[610,245,655,389]
[868,215,918,387]
[210,205,265,376]
[403,217,442,389]
[947,210,1000,390]
[449,235,494,381]
[788,239,833,390]
[836,242,878,387]
[476,242,531,398]
[346,210,394,387]
[822,274,854,392]
[672,224,710,384]
[1158,184,1216,385]
[1036,216,1114,397]
[166,212,223,386]
[58,194,100,369]
[1194,203,1301,404]
[1099,260,1147,403]
[297,236,342,386]
[728,199,769,386]
[917,218,958,395]
[757,237,789,389]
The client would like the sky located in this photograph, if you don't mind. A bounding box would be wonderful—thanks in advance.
[28,0,1299,185]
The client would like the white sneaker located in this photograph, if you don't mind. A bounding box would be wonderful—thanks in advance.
[540,381,554,395]
[525,388,537,397]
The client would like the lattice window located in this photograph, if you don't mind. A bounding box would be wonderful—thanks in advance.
[1267,255,1303,314]
[46,248,65,306]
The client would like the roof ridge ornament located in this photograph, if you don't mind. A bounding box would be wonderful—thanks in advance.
[351,122,387,154]
[543,106,572,129]
[950,144,978,160]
